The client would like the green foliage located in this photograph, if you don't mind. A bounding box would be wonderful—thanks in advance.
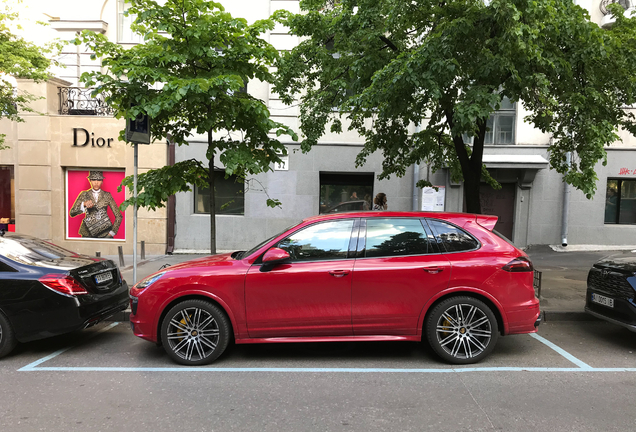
[77,0,298,212]
[275,0,636,211]
[0,0,57,149]
[118,159,209,211]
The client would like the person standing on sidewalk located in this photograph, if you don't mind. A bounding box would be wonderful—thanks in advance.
[373,193,388,210]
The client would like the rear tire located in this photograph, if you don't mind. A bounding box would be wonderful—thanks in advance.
[160,300,231,366]
[426,296,499,364]
[0,311,17,359]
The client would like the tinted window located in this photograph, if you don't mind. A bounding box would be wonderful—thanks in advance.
[0,236,78,266]
[365,219,432,258]
[0,260,17,272]
[427,220,479,253]
[277,220,354,262]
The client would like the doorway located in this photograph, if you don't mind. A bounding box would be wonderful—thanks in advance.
[479,183,515,240]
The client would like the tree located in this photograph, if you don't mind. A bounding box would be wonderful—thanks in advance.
[78,0,297,253]
[0,0,56,149]
[274,0,636,213]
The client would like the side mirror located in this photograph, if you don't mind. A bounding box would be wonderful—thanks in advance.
[260,248,290,272]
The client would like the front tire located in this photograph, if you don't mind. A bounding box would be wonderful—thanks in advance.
[0,311,17,359]
[426,296,499,364]
[160,300,231,366]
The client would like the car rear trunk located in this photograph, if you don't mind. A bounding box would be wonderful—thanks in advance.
[69,259,122,294]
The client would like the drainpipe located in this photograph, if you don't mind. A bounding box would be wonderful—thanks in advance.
[561,152,571,246]
[412,123,421,211]
[166,135,176,254]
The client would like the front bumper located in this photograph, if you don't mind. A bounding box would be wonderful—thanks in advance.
[585,289,636,332]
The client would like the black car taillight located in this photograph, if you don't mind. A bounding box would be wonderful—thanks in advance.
[502,257,534,272]
[40,274,88,296]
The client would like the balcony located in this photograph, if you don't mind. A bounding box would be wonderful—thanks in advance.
[58,87,114,116]
[600,0,636,28]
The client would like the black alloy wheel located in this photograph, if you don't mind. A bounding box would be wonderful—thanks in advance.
[426,296,499,364]
[0,311,17,359]
[160,299,231,366]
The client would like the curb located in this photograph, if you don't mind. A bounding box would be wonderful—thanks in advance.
[542,310,597,322]
[105,310,598,323]
[119,255,168,272]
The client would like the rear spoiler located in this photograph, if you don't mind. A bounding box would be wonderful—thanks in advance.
[476,215,498,231]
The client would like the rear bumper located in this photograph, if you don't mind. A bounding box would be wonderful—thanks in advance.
[506,298,541,335]
[12,282,129,343]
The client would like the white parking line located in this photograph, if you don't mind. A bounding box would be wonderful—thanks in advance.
[18,322,119,372]
[528,333,593,370]
[18,329,636,373]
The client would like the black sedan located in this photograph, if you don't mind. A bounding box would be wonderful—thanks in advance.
[0,233,129,358]
[585,251,636,332]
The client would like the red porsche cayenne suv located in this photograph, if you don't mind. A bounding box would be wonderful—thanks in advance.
[130,212,540,365]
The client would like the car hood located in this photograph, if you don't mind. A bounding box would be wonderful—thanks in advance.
[594,253,636,274]
[160,252,237,272]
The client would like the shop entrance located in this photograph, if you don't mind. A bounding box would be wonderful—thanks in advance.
[479,183,515,240]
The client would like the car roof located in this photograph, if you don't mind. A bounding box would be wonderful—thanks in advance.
[304,211,479,222]
[302,211,499,232]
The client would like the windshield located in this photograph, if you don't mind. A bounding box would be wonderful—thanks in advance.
[240,224,298,259]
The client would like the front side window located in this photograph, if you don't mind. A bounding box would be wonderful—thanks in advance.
[427,219,480,253]
[194,171,244,215]
[365,218,433,258]
[276,220,354,262]
[605,179,636,224]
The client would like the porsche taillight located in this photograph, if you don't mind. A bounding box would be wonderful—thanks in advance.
[502,257,534,272]
[39,274,88,296]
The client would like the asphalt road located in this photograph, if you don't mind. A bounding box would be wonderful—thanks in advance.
[1,320,635,432]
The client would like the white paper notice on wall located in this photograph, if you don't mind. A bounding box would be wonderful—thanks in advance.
[421,186,445,211]
[274,155,289,171]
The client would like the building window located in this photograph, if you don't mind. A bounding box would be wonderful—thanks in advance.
[118,0,144,43]
[319,172,374,214]
[463,96,516,145]
[194,171,244,215]
[605,179,636,224]
[0,166,15,231]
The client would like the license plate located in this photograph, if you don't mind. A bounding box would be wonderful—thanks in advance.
[591,293,614,308]
[95,272,113,284]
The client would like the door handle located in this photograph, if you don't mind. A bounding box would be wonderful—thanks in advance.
[328,270,350,277]
[423,266,444,274]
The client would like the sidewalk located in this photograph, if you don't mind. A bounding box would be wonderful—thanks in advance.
[525,245,618,322]
[104,246,630,323]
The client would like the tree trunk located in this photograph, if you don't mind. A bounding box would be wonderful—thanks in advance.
[463,171,482,214]
[443,98,484,214]
[208,130,216,254]
[464,118,487,215]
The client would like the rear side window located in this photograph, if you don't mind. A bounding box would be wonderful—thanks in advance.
[276,220,355,262]
[365,218,434,258]
[426,219,479,253]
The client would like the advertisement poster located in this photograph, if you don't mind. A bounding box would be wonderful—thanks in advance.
[66,169,126,240]
[421,186,446,212]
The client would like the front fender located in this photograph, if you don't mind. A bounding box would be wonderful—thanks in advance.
[151,286,243,341]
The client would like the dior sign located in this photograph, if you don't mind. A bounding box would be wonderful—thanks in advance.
[73,128,114,148]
